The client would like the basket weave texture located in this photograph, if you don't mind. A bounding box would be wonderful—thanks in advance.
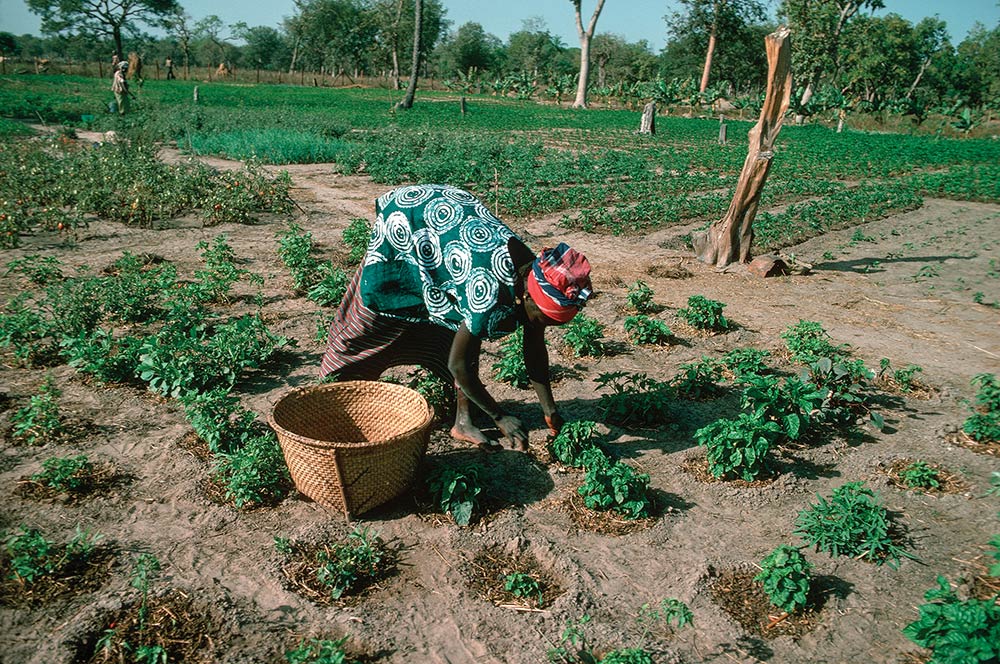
[268,381,432,517]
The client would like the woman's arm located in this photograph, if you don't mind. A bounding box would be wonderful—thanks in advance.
[448,323,527,447]
[522,323,563,435]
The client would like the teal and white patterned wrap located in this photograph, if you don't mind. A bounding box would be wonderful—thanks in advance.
[359,184,520,340]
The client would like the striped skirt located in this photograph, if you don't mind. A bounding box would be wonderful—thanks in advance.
[320,267,456,384]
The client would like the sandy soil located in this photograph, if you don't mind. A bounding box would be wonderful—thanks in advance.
[1,136,999,664]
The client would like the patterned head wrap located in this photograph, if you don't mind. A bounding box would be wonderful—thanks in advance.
[526,243,592,324]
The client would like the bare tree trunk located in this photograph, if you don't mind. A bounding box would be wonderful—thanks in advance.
[391,0,403,90]
[692,26,792,269]
[905,57,931,100]
[638,102,656,134]
[397,0,422,110]
[699,0,719,93]
[571,0,607,109]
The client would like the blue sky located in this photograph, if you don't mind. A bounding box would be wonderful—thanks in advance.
[3,0,999,48]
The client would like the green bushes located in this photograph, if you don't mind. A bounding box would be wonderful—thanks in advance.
[903,576,1000,664]
[426,465,483,526]
[754,545,812,614]
[677,295,730,332]
[694,412,780,482]
[963,373,1000,442]
[578,451,653,520]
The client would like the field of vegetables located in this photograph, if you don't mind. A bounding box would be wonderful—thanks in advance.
[1,75,999,664]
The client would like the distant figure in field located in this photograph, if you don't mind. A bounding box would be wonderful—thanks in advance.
[127,52,143,86]
[111,53,120,76]
[111,61,130,115]
[216,62,231,79]
[165,57,175,80]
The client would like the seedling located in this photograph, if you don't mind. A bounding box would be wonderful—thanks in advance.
[677,295,730,332]
[988,535,1000,577]
[694,412,780,482]
[635,597,693,639]
[623,315,673,345]
[900,461,941,490]
[426,465,482,526]
[30,454,93,493]
[548,614,653,664]
[4,525,102,584]
[578,458,652,519]
[286,636,359,664]
[11,373,64,445]
[5,254,64,286]
[903,576,999,663]
[342,217,371,263]
[492,327,530,388]
[754,545,812,614]
[562,313,605,357]
[781,320,845,363]
[503,571,544,607]
[795,482,913,567]
[548,420,600,467]
[314,527,390,599]
[625,280,656,313]
[131,553,161,629]
[877,358,924,394]
[596,371,672,427]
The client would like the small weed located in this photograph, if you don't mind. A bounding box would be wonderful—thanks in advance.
[625,280,656,313]
[754,545,812,614]
[795,482,913,567]
[212,431,290,508]
[562,313,605,357]
[548,614,653,663]
[5,254,64,286]
[30,454,93,493]
[11,374,64,445]
[635,597,693,639]
[900,461,941,490]
[307,264,349,307]
[677,295,730,332]
[877,358,924,393]
[131,553,161,629]
[821,251,835,261]
[4,525,102,584]
[286,636,359,664]
[426,465,482,526]
[504,572,544,607]
[913,264,940,282]
[623,315,674,345]
[313,527,391,600]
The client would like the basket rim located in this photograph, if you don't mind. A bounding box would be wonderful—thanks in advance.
[267,380,433,451]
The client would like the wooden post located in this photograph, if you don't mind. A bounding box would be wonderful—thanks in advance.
[193,86,199,103]
[692,26,792,269]
[638,101,656,134]
[460,96,467,115]
[718,118,727,145]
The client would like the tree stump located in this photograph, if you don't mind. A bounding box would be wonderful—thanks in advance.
[692,26,792,269]
[638,102,656,135]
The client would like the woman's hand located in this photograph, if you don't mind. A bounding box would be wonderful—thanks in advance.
[495,413,528,451]
[544,412,565,437]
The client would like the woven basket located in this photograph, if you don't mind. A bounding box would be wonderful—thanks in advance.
[268,381,433,518]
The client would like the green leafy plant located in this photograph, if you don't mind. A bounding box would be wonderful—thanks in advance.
[342,217,371,264]
[548,420,600,467]
[963,373,1000,443]
[677,295,730,332]
[900,461,941,490]
[803,356,883,430]
[623,315,673,345]
[4,525,102,584]
[308,264,349,307]
[286,636,359,664]
[492,327,530,388]
[179,388,258,454]
[11,374,64,445]
[99,252,177,324]
[754,545,812,614]
[314,527,390,600]
[562,313,605,357]
[212,431,290,508]
[625,280,656,313]
[694,412,781,482]
[902,575,999,664]
[60,329,145,385]
[671,357,722,399]
[795,482,913,567]
[578,458,653,519]
[877,358,924,393]
[426,465,482,526]
[987,535,1000,578]
[635,597,693,639]
[131,553,161,629]
[599,650,654,664]
[548,614,653,664]
[277,222,322,291]
[191,234,256,304]
[5,254,63,286]
[0,293,53,365]
[596,371,672,427]
[739,374,826,442]
[504,572,544,607]
[722,347,771,379]
[30,454,93,493]
[781,320,845,363]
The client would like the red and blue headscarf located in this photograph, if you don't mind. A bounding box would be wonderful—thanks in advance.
[526,243,592,324]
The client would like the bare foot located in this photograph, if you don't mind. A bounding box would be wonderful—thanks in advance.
[449,424,501,452]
